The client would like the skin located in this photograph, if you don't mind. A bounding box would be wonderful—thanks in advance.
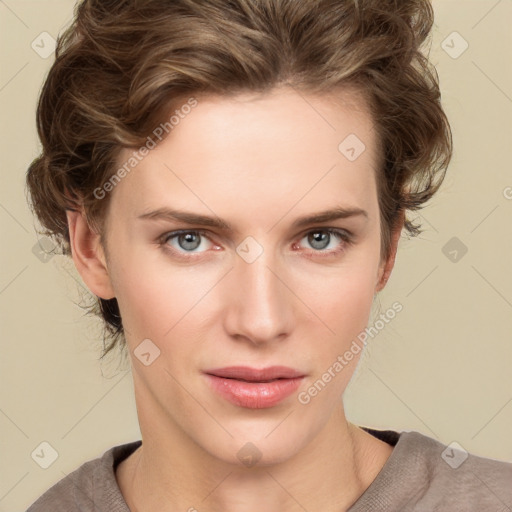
[66,85,404,512]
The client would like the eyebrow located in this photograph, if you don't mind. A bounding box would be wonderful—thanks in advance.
[137,205,368,232]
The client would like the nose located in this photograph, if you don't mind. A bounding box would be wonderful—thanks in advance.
[223,245,295,346]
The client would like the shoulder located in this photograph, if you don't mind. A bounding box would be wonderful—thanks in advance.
[353,428,512,511]
[416,432,512,511]
[25,457,97,512]
[25,440,141,512]
[407,431,512,509]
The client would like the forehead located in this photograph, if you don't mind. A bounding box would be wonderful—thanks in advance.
[111,87,379,223]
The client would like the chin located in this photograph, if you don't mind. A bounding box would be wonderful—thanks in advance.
[199,421,314,468]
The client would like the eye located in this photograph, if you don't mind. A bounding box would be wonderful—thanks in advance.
[294,228,354,257]
[159,230,215,255]
[158,227,354,260]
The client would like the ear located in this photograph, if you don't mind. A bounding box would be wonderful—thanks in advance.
[375,209,405,293]
[66,209,116,300]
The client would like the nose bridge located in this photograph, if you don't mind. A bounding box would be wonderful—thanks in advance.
[225,241,292,343]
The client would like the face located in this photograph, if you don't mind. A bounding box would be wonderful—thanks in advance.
[78,86,399,466]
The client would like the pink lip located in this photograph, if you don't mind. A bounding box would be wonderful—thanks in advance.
[203,366,305,409]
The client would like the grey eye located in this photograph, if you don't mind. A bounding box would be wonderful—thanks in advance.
[307,231,333,250]
[176,232,202,251]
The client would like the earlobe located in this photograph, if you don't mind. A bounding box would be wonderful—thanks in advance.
[66,209,115,300]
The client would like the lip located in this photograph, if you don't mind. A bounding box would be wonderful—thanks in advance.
[203,366,306,409]
[204,365,305,381]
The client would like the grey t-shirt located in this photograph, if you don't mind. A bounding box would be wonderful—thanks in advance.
[26,427,512,511]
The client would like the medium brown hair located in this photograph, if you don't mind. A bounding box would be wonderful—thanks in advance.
[26,0,453,358]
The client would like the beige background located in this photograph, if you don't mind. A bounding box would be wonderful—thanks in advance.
[1,0,511,510]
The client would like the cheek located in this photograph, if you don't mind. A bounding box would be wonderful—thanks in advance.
[297,249,379,331]
[313,273,376,355]
[110,247,217,339]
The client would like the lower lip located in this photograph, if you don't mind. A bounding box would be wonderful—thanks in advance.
[204,374,304,409]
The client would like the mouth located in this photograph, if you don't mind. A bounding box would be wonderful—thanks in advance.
[203,366,306,409]
[219,377,283,383]
[204,365,305,382]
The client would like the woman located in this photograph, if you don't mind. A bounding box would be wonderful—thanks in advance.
[25,0,512,510]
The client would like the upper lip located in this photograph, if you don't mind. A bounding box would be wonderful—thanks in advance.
[204,366,305,382]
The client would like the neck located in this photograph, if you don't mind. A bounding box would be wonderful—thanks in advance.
[116,402,386,512]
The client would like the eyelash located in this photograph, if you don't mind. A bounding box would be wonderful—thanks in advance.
[157,228,355,260]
